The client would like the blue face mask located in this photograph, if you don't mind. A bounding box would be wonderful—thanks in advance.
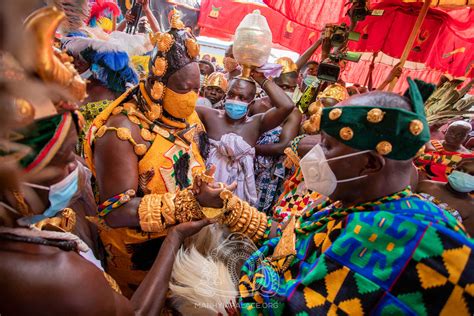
[224,99,249,120]
[303,75,318,87]
[448,170,474,193]
[19,166,80,225]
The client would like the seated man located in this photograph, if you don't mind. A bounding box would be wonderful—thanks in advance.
[196,73,294,205]
[417,158,474,235]
[239,80,474,315]
[416,120,473,182]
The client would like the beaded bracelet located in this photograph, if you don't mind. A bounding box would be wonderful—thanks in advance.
[290,134,306,155]
[98,189,136,219]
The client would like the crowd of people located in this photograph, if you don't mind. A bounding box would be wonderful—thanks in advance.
[0,0,473,315]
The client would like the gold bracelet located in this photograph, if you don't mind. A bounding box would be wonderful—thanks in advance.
[161,192,176,225]
[138,194,165,233]
[244,209,261,239]
[252,212,268,243]
[174,188,203,223]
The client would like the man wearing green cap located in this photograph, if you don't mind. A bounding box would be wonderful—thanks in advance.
[238,80,474,315]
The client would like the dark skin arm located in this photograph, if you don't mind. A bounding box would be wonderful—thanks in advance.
[296,38,322,71]
[255,108,301,156]
[253,71,294,135]
[0,218,214,315]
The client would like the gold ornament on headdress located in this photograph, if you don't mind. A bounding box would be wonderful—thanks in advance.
[339,127,354,141]
[318,84,348,103]
[185,38,200,59]
[275,57,298,74]
[151,81,164,100]
[302,106,322,134]
[329,108,342,120]
[152,57,168,76]
[205,72,228,91]
[169,9,185,30]
[376,141,392,155]
[367,108,385,123]
[409,119,424,136]
[24,6,86,103]
[308,100,322,115]
[14,99,35,126]
[157,33,175,53]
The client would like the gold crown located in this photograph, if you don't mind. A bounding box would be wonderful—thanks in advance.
[275,57,298,74]
[24,6,87,103]
[205,72,228,91]
[318,83,348,103]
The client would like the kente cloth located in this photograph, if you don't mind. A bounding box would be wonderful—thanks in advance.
[83,88,206,297]
[207,133,257,206]
[272,166,322,223]
[255,127,286,215]
[415,140,474,182]
[239,188,474,315]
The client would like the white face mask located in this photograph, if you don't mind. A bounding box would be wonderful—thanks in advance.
[300,145,371,197]
[285,91,294,99]
[80,69,94,80]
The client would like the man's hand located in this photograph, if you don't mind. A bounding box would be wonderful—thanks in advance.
[192,165,237,208]
[125,10,135,24]
[250,70,266,86]
[138,0,150,10]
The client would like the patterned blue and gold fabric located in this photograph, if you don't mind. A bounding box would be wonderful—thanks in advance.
[239,189,474,315]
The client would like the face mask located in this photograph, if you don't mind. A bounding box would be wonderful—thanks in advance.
[223,57,239,73]
[162,87,198,119]
[304,75,318,87]
[448,170,474,193]
[300,145,370,196]
[18,165,80,225]
[285,91,294,99]
[224,99,249,120]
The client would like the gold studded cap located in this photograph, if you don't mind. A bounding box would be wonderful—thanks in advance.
[148,9,199,90]
[319,78,430,160]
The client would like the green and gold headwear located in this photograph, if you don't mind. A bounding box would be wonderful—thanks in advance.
[312,78,430,160]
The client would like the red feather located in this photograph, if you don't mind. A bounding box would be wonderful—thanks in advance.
[89,0,120,23]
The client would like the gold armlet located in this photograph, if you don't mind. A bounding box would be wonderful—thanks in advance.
[138,194,165,233]
[283,147,300,169]
[220,189,268,243]
[95,126,147,156]
[174,188,203,223]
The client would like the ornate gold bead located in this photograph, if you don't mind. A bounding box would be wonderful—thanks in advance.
[367,108,385,123]
[123,102,137,112]
[112,106,124,115]
[152,57,168,77]
[329,108,342,120]
[116,127,131,141]
[134,144,147,156]
[140,128,154,141]
[150,81,164,100]
[128,115,141,125]
[185,38,200,59]
[96,126,108,138]
[376,141,392,155]
[308,100,322,116]
[409,119,424,136]
[157,33,175,52]
[339,127,354,141]
[146,104,162,121]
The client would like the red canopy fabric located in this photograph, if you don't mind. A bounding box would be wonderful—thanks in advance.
[198,0,321,53]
